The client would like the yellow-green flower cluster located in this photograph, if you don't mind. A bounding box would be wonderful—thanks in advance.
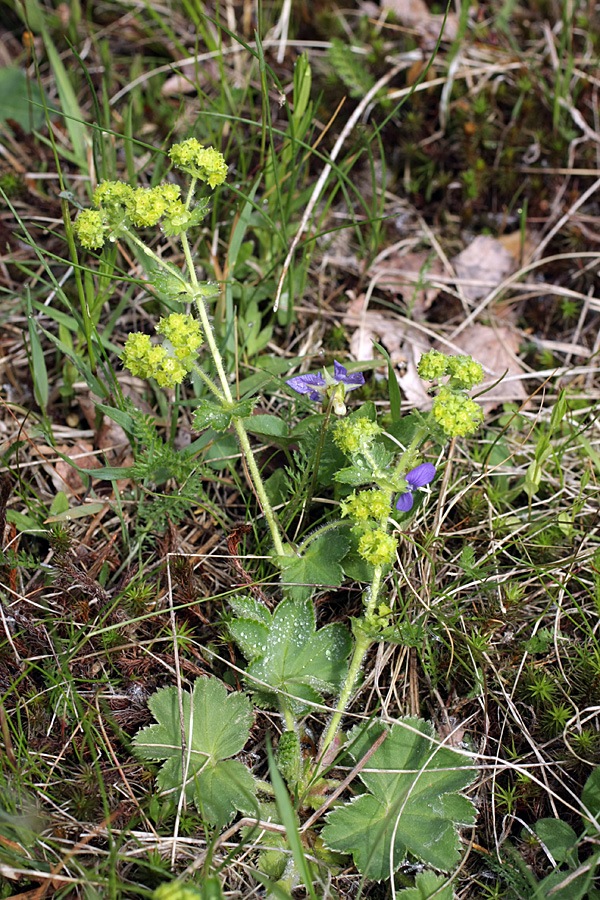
[417,350,448,381]
[446,354,484,389]
[418,349,483,390]
[169,139,228,188]
[75,182,186,249]
[156,313,203,361]
[93,180,135,214]
[432,386,484,437]
[332,417,381,456]
[126,184,181,228]
[73,209,109,249]
[358,529,397,567]
[122,313,203,389]
[340,489,390,524]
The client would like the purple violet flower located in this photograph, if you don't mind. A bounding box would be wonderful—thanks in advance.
[395,463,436,512]
[285,370,327,402]
[286,360,365,404]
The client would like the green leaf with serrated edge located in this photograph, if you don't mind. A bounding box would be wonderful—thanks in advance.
[397,871,453,900]
[340,526,391,584]
[194,397,257,432]
[194,401,233,432]
[192,282,220,299]
[322,719,476,881]
[234,397,258,419]
[534,819,578,865]
[228,595,272,627]
[334,466,373,487]
[370,443,394,470]
[234,598,351,715]
[132,677,255,826]
[157,756,257,827]
[581,765,600,834]
[278,530,350,602]
[149,270,188,295]
[229,618,270,661]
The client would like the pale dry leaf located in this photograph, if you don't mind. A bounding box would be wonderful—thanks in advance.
[368,249,443,317]
[451,323,527,409]
[437,717,466,748]
[77,391,133,470]
[381,0,459,45]
[161,70,197,97]
[497,229,538,266]
[40,441,102,495]
[452,235,517,301]
[161,58,220,97]
[343,293,432,407]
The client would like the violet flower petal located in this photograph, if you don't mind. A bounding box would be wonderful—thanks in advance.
[405,462,436,489]
[286,372,326,396]
[395,491,414,512]
[334,360,365,391]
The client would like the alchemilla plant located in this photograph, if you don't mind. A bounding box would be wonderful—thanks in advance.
[74,139,485,896]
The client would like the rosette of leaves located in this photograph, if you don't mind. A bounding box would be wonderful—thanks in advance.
[228,596,351,715]
[133,677,256,827]
[321,719,477,883]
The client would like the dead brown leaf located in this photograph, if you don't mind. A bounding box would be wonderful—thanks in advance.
[39,441,102,495]
[451,323,528,409]
[368,249,443,318]
[452,235,517,301]
[343,292,433,407]
[381,0,459,46]
[497,229,538,266]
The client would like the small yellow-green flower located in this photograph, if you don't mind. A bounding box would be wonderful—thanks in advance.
[358,529,397,566]
[418,350,449,381]
[126,186,170,228]
[446,354,484,390]
[93,181,134,216]
[432,386,483,437]
[333,417,381,456]
[169,139,228,187]
[156,313,203,360]
[122,313,203,388]
[340,489,390,523]
[73,209,109,249]
[162,199,191,235]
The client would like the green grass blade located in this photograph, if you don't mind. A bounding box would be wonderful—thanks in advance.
[39,22,89,172]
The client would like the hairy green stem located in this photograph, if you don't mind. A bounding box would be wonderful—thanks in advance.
[319,564,383,760]
[281,702,295,733]
[190,362,225,402]
[393,424,429,477]
[180,226,286,557]
[180,232,233,404]
[232,416,286,557]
